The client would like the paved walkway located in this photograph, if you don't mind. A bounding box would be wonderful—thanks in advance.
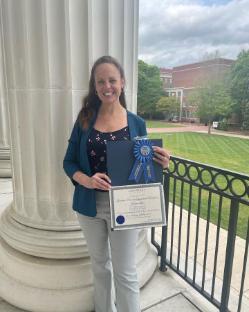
[147,123,249,139]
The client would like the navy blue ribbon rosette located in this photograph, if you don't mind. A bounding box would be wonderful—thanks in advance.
[128,138,156,183]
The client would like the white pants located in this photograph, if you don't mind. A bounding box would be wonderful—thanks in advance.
[77,192,140,312]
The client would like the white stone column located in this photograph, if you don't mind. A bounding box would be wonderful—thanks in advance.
[0,12,11,178]
[0,1,157,311]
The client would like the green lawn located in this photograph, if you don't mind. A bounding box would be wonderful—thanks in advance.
[145,120,183,128]
[149,132,249,239]
[149,132,249,174]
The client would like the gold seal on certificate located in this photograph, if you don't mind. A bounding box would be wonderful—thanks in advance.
[109,183,166,230]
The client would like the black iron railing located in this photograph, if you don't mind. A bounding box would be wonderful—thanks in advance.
[152,156,249,312]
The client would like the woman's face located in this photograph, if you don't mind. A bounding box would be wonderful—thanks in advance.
[94,63,124,105]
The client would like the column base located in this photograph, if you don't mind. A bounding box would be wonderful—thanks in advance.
[0,205,89,259]
[0,237,94,312]
[0,235,157,312]
[137,230,158,287]
[0,231,157,312]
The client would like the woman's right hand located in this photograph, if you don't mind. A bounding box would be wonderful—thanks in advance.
[86,173,111,191]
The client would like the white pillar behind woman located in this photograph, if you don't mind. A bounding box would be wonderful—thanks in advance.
[0,1,157,311]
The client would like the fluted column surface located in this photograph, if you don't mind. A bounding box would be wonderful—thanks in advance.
[0,5,11,177]
[0,0,139,257]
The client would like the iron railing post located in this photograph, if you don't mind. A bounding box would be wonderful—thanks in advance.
[159,171,170,272]
[220,199,239,312]
[151,227,161,256]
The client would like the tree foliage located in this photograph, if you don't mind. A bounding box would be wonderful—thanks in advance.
[189,79,233,133]
[229,50,249,129]
[156,96,180,119]
[137,60,164,118]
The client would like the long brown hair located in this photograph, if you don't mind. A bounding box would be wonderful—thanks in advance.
[77,55,127,129]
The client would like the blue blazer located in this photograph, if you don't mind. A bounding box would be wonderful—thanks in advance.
[63,110,147,217]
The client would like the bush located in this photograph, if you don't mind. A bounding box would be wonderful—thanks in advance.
[217,120,228,131]
[138,111,164,120]
[241,102,249,130]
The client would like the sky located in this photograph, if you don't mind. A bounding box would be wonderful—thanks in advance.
[138,0,249,68]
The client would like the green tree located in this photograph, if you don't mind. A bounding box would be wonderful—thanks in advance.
[229,50,249,129]
[137,60,164,119]
[156,96,180,119]
[189,79,233,134]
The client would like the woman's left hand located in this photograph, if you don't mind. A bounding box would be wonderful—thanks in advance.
[152,146,170,169]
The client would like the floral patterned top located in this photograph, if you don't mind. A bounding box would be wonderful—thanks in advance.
[87,126,130,175]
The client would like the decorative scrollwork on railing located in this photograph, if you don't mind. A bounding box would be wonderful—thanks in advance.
[165,156,249,204]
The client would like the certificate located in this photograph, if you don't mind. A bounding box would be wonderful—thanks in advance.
[109,183,166,230]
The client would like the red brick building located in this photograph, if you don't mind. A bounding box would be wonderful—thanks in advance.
[160,58,235,121]
[160,68,173,88]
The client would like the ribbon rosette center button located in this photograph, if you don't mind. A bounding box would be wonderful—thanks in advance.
[140,145,151,157]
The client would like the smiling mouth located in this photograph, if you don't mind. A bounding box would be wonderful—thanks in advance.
[103,92,112,96]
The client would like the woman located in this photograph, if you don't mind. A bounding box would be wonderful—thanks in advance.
[63,55,170,312]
